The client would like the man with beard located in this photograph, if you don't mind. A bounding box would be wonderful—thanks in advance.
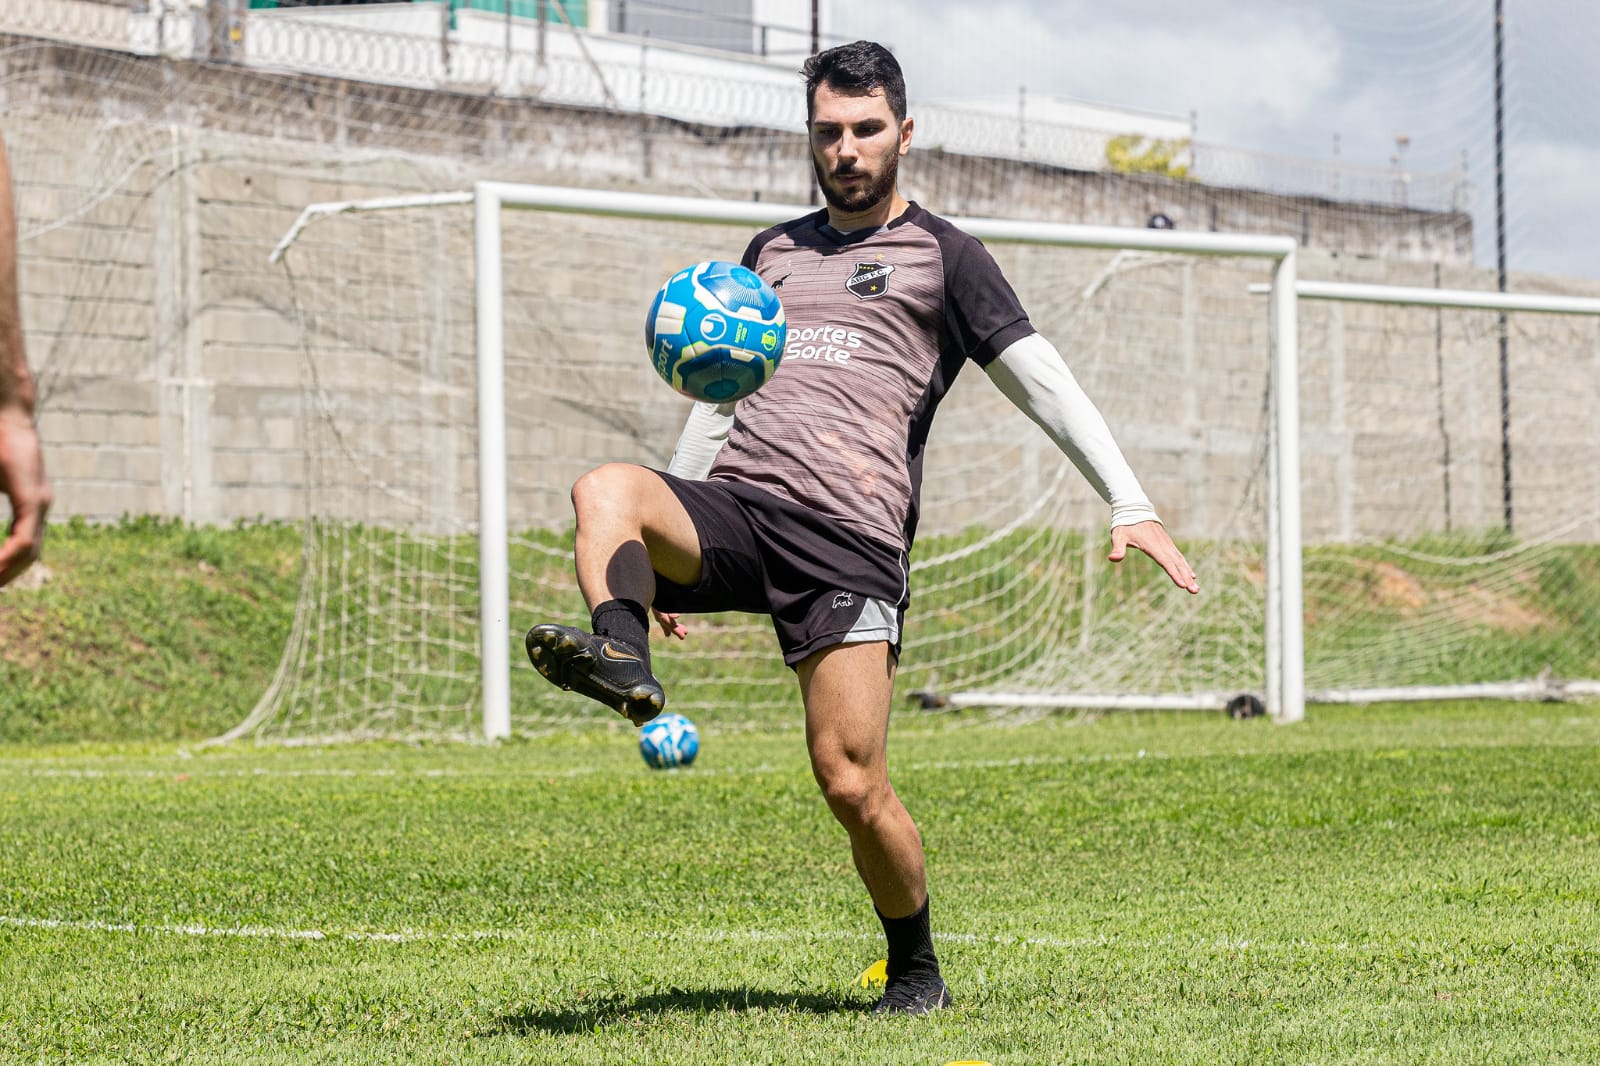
[525,40,1199,1014]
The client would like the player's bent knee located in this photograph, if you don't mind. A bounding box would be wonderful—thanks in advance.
[815,764,888,828]
[572,463,650,519]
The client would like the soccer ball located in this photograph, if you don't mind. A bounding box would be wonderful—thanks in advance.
[638,712,700,769]
[645,261,786,403]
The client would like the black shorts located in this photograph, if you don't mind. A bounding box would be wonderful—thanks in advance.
[649,470,910,666]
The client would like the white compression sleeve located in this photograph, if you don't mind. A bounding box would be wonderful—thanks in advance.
[666,401,736,481]
[984,332,1161,529]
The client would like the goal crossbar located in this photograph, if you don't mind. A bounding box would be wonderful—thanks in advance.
[1247,280,1600,316]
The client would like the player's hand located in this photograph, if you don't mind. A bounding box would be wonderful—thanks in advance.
[653,607,687,640]
[0,405,50,588]
[1109,519,1198,594]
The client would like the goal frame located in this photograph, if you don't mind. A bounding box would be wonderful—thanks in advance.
[466,181,1305,737]
[262,181,1305,739]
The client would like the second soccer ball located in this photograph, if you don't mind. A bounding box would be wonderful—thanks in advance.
[639,712,700,769]
[646,261,786,403]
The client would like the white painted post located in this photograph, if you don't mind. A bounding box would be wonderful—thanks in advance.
[1272,250,1305,723]
[475,183,512,741]
[1265,328,1281,721]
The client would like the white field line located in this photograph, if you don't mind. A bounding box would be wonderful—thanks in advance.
[11,729,1600,783]
[4,914,1591,958]
[6,751,1169,781]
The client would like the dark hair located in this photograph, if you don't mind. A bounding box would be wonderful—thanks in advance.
[802,41,906,123]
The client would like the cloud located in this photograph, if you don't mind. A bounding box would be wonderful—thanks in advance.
[829,0,1598,278]
[1503,139,1600,280]
[840,1,1340,127]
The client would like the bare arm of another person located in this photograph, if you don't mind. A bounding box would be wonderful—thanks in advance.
[0,134,51,588]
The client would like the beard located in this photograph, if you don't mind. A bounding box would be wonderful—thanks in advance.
[813,150,900,215]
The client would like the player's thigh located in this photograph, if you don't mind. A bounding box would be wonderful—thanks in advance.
[798,641,898,775]
[575,462,703,587]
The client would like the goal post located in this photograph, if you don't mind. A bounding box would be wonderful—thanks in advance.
[1254,276,1600,708]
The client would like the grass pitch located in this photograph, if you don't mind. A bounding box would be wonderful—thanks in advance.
[3,702,1598,1063]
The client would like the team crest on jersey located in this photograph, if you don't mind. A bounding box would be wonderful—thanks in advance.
[846,262,895,300]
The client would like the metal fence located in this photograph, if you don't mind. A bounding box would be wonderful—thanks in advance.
[0,0,1467,211]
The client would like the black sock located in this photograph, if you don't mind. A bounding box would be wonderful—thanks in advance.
[590,599,651,667]
[877,896,941,983]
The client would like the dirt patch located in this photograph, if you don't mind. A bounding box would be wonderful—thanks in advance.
[0,563,56,669]
[1355,558,1549,633]
[6,561,52,590]
[0,606,50,670]
[1371,562,1426,610]
[1442,579,1548,634]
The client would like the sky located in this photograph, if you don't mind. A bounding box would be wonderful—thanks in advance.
[829,0,1600,282]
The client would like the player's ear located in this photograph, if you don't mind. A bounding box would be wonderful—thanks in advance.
[898,116,914,156]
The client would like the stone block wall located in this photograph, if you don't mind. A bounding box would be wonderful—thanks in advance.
[5,37,1596,545]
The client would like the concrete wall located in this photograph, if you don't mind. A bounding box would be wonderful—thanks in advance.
[6,37,1595,545]
[0,36,1475,258]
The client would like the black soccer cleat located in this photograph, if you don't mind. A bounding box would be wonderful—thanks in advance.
[525,623,665,727]
[873,973,952,1016]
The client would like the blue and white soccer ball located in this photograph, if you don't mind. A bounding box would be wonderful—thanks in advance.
[645,261,786,403]
[639,712,700,770]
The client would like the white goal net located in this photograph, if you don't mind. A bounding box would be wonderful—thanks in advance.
[1290,281,1600,704]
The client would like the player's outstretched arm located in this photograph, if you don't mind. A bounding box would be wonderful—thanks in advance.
[652,608,688,640]
[1109,519,1199,594]
[983,332,1197,595]
[984,333,1158,524]
[0,407,49,588]
[666,400,736,482]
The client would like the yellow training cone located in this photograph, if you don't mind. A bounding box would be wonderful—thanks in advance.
[855,959,888,989]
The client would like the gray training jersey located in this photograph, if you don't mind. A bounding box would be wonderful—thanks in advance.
[708,202,1035,553]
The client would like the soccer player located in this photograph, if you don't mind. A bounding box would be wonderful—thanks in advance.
[0,134,50,589]
[526,40,1199,1014]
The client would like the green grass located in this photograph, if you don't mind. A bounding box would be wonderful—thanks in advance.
[1302,539,1600,686]
[4,521,1599,1059]
[0,517,301,744]
[3,702,1599,1062]
[8,519,1597,745]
